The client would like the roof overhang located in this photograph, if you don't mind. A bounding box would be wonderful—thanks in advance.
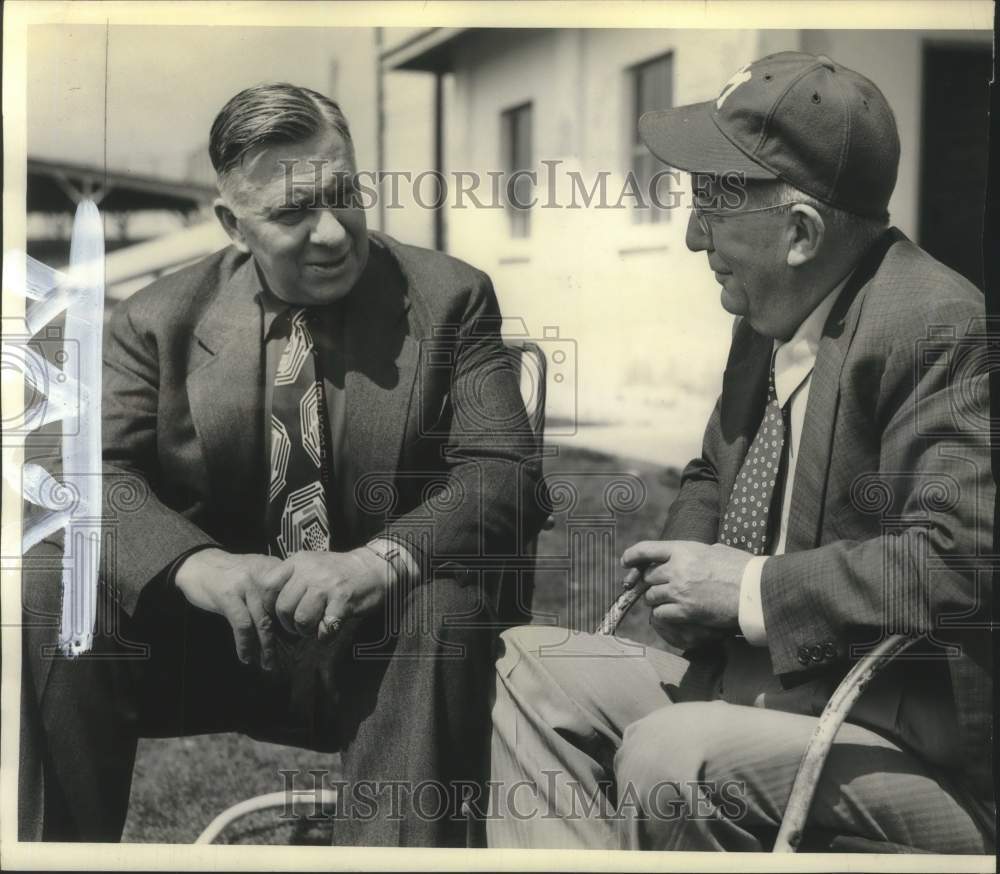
[27,157,216,213]
[380,27,476,72]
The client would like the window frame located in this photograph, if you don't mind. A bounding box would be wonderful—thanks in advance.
[501,101,534,239]
[628,51,674,225]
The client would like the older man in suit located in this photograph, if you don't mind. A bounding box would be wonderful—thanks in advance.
[488,52,994,852]
[20,83,546,845]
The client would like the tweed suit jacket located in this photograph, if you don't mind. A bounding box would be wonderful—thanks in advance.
[663,228,994,800]
[98,232,546,618]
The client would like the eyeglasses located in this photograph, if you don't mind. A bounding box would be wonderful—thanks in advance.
[692,201,800,237]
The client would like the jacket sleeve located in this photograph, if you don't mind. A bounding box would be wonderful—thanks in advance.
[759,297,993,675]
[101,300,218,615]
[382,271,548,577]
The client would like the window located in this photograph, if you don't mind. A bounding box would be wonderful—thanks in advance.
[630,53,673,223]
[502,102,533,238]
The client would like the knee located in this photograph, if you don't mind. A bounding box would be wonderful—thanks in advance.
[498,624,570,657]
[615,704,731,828]
[615,702,723,796]
[392,581,496,665]
[496,624,575,681]
[395,579,480,631]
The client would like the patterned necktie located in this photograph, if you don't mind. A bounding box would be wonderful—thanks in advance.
[719,356,787,555]
[267,308,331,558]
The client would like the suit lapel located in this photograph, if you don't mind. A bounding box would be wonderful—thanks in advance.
[783,296,859,551]
[187,257,266,539]
[342,243,418,525]
[784,230,899,551]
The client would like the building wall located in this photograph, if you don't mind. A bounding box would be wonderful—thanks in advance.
[381,69,437,247]
[378,27,990,462]
[441,29,768,431]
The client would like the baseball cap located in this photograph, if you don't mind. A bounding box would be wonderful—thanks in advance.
[638,52,900,219]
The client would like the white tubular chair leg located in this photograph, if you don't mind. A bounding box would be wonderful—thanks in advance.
[594,590,917,854]
[194,788,339,844]
[772,633,915,853]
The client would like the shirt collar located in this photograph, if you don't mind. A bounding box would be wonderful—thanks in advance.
[254,263,352,341]
[255,274,289,340]
[771,274,849,407]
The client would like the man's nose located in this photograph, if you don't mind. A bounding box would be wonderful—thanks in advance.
[685,210,709,253]
[310,209,348,247]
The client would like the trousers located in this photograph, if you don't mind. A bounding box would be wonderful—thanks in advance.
[19,539,499,846]
[487,625,994,852]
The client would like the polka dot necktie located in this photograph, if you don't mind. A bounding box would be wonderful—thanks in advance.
[719,356,787,554]
[266,308,332,559]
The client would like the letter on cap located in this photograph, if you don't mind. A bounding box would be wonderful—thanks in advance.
[716,64,752,110]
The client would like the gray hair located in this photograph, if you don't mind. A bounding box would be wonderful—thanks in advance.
[209,83,354,185]
[743,179,888,247]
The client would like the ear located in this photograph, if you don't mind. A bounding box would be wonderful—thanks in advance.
[786,204,825,267]
[213,196,251,253]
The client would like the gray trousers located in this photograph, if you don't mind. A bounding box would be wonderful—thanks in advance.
[487,625,994,852]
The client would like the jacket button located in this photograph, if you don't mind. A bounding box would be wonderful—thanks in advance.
[823,642,837,659]
[797,646,811,666]
[809,644,824,662]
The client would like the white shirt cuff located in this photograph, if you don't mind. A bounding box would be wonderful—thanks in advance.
[738,555,769,646]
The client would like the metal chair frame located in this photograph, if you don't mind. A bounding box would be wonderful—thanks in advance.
[597,582,915,853]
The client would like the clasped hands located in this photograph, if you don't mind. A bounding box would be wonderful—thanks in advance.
[174,546,393,670]
[621,540,753,652]
[175,538,753,667]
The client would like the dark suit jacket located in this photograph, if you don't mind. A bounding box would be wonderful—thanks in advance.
[100,232,546,618]
[663,228,994,800]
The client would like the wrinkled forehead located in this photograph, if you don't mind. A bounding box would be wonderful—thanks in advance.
[228,128,356,205]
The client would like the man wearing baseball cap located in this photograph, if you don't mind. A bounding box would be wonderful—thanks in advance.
[488,53,993,852]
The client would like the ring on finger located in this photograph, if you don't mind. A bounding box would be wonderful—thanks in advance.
[318,615,343,641]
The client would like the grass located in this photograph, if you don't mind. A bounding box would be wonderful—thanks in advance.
[120,445,681,844]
